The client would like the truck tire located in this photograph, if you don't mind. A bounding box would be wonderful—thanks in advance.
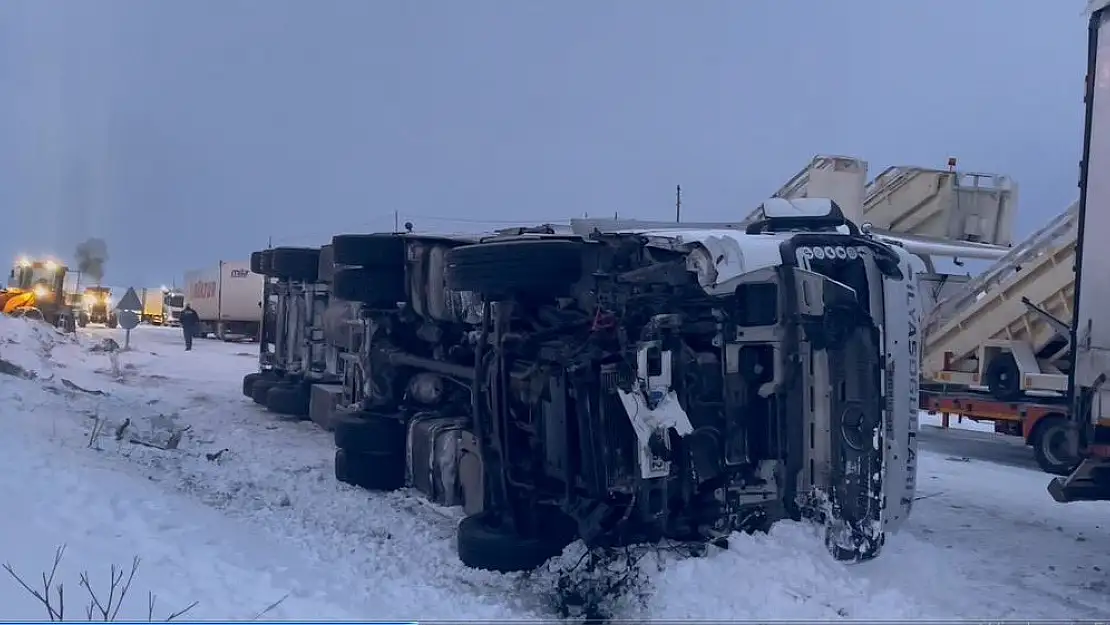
[260,249,275,276]
[266,383,310,418]
[242,372,263,398]
[445,239,585,296]
[456,512,567,573]
[271,247,321,282]
[331,267,406,309]
[334,448,405,491]
[317,244,336,283]
[332,411,406,454]
[106,314,118,329]
[251,378,280,404]
[1033,415,1081,476]
[331,234,407,268]
[985,352,1023,401]
[77,313,88,328]
[250,251,265,274]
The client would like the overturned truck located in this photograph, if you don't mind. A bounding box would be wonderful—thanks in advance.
[317,198,923,571]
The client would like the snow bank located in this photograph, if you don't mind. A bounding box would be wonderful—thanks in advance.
[3,324,1110,620]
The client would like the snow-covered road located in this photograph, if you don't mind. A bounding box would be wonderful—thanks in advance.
[1,317,1107,620]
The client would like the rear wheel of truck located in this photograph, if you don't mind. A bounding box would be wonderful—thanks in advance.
[456,512,568,573]
[331,267,406,309]
[265,383,310,418]
[106,315,118,329]
[260,249,275,276]
[77,313,88,328]
[242,372,263,398]
[1033,415,1081,476]
[444,239,585,297]
[331,233,407,268]
[250,250,265,274]
[251,378,280,405]
[333,448,405,491]
[271,247,321,282]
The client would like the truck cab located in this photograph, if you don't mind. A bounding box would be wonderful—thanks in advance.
[163,289,185,326]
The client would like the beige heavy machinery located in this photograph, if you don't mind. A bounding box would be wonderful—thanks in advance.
[745,155,1016,317]
[923,204,1077,401]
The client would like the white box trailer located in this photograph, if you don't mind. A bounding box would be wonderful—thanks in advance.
[183,260,264,340]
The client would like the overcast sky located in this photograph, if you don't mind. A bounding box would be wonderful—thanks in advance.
[0,0,1091,287]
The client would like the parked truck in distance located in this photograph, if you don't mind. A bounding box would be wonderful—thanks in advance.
[139,286,184,325]
[78,286,118,328]
[162,287,184,326]
[184,260,263,341]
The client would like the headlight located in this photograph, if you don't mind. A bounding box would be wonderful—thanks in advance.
[33,284,48,298]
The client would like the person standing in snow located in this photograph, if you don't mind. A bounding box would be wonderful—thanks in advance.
[179,304,200,351]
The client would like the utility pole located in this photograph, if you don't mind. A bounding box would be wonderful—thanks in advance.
[394,210,399,233]
[675,185,682,223]
[267,235,272,248]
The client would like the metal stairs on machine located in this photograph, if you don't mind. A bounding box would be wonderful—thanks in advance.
[922,202,1079,380]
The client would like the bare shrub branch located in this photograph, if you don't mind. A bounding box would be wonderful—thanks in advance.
[6,546,197,622]
[2,544,66,621]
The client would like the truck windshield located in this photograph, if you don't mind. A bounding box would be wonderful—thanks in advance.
[13,266,58,290]
[165,293,185,307]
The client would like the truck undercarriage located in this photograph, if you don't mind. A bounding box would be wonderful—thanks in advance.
[243,246,351,420]
[317,202,918,571]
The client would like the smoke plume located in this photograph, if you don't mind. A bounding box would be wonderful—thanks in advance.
[75,238,109,283]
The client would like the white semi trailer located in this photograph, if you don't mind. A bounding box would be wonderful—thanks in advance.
[1048,0,1110,502]
[183,260,264,341]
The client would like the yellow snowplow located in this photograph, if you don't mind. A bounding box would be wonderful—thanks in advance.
[0,256,75,331]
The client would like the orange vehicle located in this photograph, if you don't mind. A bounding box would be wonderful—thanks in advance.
[920,389,1110,476]
[0,256,75,331]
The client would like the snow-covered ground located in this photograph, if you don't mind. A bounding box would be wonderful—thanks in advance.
[1,316,1108,620]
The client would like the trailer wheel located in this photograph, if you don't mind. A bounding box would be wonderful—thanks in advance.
[251,378,280,405]
[331,233,406,268]
[271,247,321,282]
[334,448,405,491]
[265,383,310,418]
[250,250,265,274]
[456,512,568,573]
[1033,415,1081,476]
[445,239,586,297]
[242,372,262,398]
[260,249,275,276]
[332,267,406,308]
[985,352,1023,401]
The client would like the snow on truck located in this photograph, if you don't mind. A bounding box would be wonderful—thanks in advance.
[183,260,264,340]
